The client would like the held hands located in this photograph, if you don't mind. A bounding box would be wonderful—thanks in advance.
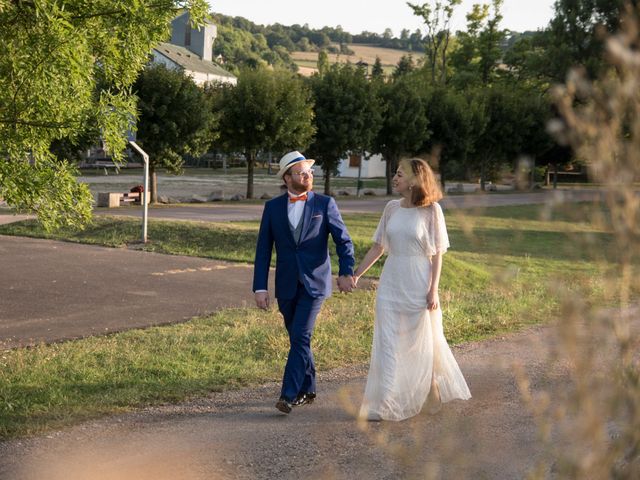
[255,291,270,310]
[337,275,357,293]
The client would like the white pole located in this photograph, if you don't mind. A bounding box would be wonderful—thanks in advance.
[142,151,149,243]
[128,141,149,243]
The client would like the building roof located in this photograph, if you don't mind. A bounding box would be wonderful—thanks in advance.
[154,42,235,79]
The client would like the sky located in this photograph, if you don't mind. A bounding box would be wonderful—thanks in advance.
[209,0,557,36]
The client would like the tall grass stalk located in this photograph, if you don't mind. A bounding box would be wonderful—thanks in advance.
[516,5,640,477]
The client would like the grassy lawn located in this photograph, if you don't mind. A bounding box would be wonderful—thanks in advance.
[0,203,633,438]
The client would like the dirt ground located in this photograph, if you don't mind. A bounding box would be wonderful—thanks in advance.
[1,320,625,480]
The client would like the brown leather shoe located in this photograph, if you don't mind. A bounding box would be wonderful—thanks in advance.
[293,392,316,406]
[275,397,293,414]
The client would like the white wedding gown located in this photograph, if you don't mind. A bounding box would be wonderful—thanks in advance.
[360,200,471,421]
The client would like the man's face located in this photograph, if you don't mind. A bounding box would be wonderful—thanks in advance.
[284,161,314,193]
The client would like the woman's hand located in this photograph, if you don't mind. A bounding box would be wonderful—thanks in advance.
[427,289,440,311]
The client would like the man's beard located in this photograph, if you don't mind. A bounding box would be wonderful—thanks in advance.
[291,178,312,193]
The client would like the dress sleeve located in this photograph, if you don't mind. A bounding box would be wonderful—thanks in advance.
[372,200,397,251]
[431,202,450,255]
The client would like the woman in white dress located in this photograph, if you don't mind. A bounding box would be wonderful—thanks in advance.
[354,158,471,421]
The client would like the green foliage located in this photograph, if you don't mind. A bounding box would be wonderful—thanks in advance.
[467,83,550,186]
[422,86,476,184]
[0,158,93,231]
[308,63,383,194]
[317,50,330,76]
[408,0,462,83]
[213,22,296,72]
[134,64,215,200]
[0,0,208,230]
[544,0,627,81]
[449,0,507,87]
[373,75,430,193]
[502,32,555,87]
[211,67,315,198]
[392,54,416,79]
[371,56,385,79]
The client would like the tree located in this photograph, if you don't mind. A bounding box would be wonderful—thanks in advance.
[467,83,551,190]
[371,56,385,79]
[317,50,330,76]
[408,0,462,84]
[213,68,315,198]
[373,76,430,194]
[422,87,476,187]
[544,0,628,81]
[308,63,383,194]
[450,0,507,87]
[393,54,416,79]
[502,31,556,87]
[134,64,215,203]
[0,0,208,230]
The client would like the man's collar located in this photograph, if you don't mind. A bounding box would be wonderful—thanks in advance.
[288,190,310,198]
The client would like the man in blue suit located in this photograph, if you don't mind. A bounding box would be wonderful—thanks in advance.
[253,151,355,414]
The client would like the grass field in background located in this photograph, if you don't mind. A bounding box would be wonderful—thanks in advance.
[0,203,632,438]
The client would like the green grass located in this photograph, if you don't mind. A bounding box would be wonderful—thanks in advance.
[0,203,634,438]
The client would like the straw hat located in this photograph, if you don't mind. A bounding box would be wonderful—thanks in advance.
[277,151,315,179]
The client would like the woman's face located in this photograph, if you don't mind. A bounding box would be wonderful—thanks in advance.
[393,165,412,195]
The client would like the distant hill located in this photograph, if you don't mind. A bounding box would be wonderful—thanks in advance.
[210,12,523,75]
[292,45,425,76]
[210,13,426,74]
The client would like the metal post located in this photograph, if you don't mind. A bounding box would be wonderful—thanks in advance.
[142,150,149,243]
[128,141,149,243]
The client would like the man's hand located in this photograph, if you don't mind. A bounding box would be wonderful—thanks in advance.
[337,275,356,293]
[255,291,270,310]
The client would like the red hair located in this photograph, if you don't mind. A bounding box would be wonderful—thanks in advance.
[399,158,442,206]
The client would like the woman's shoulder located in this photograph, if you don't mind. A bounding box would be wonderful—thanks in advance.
[417,201,445,221]
[384,198,402,210]
[420,201,443,212]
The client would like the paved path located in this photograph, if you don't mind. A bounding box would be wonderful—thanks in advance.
[94,189,605,222]
[0,236,258,349]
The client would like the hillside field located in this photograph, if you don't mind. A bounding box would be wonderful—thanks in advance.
[291,44,424,76]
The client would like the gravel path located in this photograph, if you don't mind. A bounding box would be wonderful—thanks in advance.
[0,325,567,479]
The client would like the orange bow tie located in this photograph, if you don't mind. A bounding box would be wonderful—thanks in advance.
[289,194,308,203]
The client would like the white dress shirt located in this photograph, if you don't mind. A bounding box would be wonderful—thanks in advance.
[288,191,307,228]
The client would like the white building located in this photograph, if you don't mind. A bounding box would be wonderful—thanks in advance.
[150,12,236,86]
[337,152,387,178]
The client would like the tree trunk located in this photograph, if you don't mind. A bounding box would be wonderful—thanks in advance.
[385,154,399,196]
[246,151,255,199]
[480,162,486,191]
[553,161,558,189]
[439,163,447,190]
[385,155,393,195]
[150,166,158,204]
[323,167,332,195]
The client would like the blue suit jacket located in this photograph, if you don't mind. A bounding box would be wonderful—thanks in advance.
[253,191,355,300]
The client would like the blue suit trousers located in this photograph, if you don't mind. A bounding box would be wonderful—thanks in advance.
[277,282,324,402]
